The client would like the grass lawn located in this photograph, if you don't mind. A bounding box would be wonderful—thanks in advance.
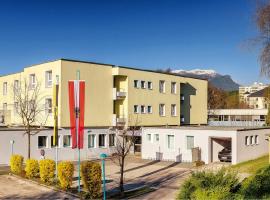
[231,154,269,174]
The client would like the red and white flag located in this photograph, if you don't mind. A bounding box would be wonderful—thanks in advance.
[68,80,85,149]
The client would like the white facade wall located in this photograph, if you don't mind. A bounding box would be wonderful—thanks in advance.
[142,128,269,165]
[0,128,116,165]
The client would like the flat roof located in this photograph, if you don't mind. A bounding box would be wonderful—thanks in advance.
[143,125,270,131]
[1,58,207,81]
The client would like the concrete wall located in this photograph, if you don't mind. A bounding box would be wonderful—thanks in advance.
[236,129,268,163]
[0,129,116,165]
[141,128,237,164]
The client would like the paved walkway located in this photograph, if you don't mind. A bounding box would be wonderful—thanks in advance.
[0,175,78,199]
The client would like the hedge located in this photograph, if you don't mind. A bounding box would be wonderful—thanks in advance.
[57,161,74,190]
[10,154,24,175]
[25,159,39,179]
[39,159,55,184]
[81,161,102,199]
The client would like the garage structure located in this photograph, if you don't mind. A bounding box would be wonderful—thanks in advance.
[141,127,269,164]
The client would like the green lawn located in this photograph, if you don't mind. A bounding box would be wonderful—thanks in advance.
[231,154,269,174]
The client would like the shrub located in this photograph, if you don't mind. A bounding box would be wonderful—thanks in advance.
[57,161,74,190]
[25,159,39,179]
[10,154,24,175]
[39,159,55,184]
[240,165,270,199]
[192,186,233,200]
[177,168,240,200]
[81,161,102,199]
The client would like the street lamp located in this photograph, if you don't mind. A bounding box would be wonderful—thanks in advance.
[100,153,107,200]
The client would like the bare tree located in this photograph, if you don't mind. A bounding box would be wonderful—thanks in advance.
[110,115,140,197]
[13,79,49,159]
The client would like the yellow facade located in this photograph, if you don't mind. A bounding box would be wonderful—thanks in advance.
[0,59,207,127]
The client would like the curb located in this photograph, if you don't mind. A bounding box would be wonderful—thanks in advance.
[9,173,80,199]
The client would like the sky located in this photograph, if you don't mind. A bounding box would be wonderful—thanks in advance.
[0,0,266,85]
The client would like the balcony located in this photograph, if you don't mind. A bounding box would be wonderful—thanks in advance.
[113,88,127,100]
[180,94,185,101]
[112,114,127,126]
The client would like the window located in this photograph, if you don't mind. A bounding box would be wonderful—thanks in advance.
[14,80,19,90]
[141,81,146,89]
[171,82,177,94]
[159,104,165,116]
[51,136,60,147]
[147,134,151,141]
[29,100,35,112]
[88,134,96,148]
[147,106,152,114]
[171,104,177,116]
[63,135,71,147]
[45,98,52,114]
[167,135,174,149]
[109,134,115,147]
[3,82,7,95]
[250,136,254,145]
[141,105,146,114]
[134,80,139,88]
[134,105,139,113]
[255,135,259,145]
[38,136,48,148]
[148,81,153,89]
[14,102,18,113]
[159,80,165,93]
[245,136,249,145]
[154,134,159,142]
[29,74,36,89]
[45,70,52,88]
[99,134,106,147]
[186,136,194,150]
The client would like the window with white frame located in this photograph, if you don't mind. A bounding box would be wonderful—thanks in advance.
[154,134,159,142]
[99,134,106,147]
[109,134,116,147]
[171,82,177,94]
[148,81,153,89]
[38,136,48,148]
[250,136,254,145]
[167,135,174,149]
[147,134,151,142]
[63,135,71,147]
[51,136,60,147]
[171,104,177,116]
[141,105,146,114]
[14,80,19,90]
[45,70,52,88]
[141,81,146,89]
[45,98,52,114]
[245,136,249,146]
[159,80,165,93]
[159,104,165,116]
[29,74,36,89]
[134,105,139,113]
[186,136,194,150]
[134,80,139,88]
[3,103,7,111]
[255,135,259,144]
[3,82,7,95]
[88,134,96,148]
[147,105,152,114]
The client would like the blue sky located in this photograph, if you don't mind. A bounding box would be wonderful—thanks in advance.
[0,0,265,85]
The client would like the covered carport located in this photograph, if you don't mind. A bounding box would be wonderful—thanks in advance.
[210,137,232,163]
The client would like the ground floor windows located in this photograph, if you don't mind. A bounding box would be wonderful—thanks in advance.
[63,135,71,147]
[99,134,106,147]
[109,134,116,147]
[38,136,48,148]
[154,134,159,142]
[167,135,174,149]
[147,134,152,142]
[50,136,60,147]
[88,134,96,148]
[186,136,194,150]
[245,135,259,146]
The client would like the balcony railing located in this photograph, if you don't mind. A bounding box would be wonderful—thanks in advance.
[112,114,127,126]
[113,88,127,100]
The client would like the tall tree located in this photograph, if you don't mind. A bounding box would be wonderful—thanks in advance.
[208,84,227,109]
[13,79,48,159]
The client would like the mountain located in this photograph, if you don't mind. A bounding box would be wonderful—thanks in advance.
[172,69,240,91]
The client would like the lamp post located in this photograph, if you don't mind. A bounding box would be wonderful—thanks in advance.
[100,153,107,200]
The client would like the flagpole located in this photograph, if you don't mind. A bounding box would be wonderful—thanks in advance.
[54,75,59,179]
[76,70,81,193]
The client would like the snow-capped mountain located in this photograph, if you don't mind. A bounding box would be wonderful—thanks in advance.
[172,69,240,91]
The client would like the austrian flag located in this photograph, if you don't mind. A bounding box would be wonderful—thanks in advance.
[68,80,85,149]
